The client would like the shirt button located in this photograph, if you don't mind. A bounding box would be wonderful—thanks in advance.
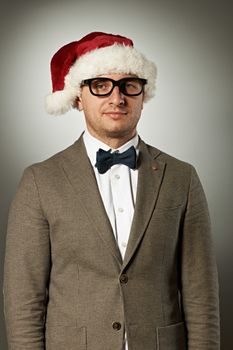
[118,208,124,213]
[120,274,128,284]
[115,174,120,180]
[112,322,121,331]
[121,242,127,248]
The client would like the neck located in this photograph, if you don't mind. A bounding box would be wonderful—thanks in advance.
[102,138,133,149]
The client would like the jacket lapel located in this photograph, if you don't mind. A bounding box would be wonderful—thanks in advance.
[61,136,123,266]
[122,139,166,269]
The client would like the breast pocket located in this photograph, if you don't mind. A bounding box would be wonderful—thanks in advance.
[151,203,184,237]
[156,322,187,350]
[155,202,184,211]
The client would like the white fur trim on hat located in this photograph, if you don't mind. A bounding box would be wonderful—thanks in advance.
[45,44,157,115]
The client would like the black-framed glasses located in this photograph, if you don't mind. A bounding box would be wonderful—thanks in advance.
[81,77,147,97]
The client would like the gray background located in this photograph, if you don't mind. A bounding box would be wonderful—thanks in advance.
[0,0,232,348]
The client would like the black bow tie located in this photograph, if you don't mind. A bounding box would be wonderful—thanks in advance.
[95,146,137,174]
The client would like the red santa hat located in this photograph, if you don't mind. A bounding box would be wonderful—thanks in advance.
[45,32,157,115]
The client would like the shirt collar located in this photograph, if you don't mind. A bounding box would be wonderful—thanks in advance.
[83,129,139,167]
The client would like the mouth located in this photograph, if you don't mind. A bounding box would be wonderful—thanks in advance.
[103,111,127,119]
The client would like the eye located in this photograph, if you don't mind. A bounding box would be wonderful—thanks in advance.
[126,82,137,89]
[95,82,106,89]
[92,80,111,91]
[125,80,140,91]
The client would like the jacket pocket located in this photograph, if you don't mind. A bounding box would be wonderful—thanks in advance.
[156,322,187,350]
[45,325,86,350]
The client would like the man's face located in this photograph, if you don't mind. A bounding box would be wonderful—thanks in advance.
[77,74,144,147]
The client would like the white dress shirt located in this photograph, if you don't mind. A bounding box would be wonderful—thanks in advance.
[83,130,139,258]
[83,130,139,350]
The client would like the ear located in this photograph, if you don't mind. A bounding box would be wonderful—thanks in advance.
[75,97,83,111]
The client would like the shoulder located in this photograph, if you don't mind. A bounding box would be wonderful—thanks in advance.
[141,140,207,204]
[25,136,84,176]
[140,140,203,192]
[140,139,194,174]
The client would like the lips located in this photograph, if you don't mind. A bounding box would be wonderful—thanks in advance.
[103,111,127,120]
[104,110,127,115]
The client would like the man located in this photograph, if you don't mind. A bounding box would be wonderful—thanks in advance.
[3,32,220,349]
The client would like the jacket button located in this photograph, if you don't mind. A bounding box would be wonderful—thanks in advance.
[112,322,121,331]
[120,274,128,284]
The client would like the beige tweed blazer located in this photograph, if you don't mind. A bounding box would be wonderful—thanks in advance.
[3,136,220,350]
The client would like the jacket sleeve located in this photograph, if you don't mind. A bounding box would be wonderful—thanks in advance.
[181,166,220,349]
[3,166,50,350]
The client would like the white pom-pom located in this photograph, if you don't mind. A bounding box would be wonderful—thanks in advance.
[45,89,77,116]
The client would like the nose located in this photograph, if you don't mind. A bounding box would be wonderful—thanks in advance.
[109,86,125,105]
